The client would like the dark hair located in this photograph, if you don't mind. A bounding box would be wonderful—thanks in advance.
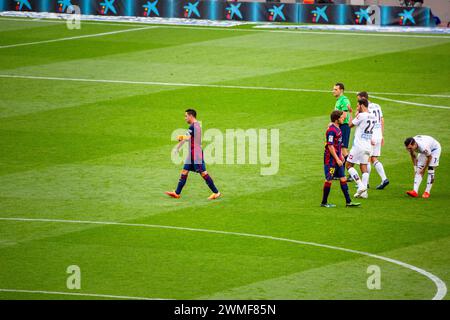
[335,83,345,91]
[185,109,197,118]
[404,137,415,147]
[357,91,369,99]
[358,98,369,108]
[330,110,343,122]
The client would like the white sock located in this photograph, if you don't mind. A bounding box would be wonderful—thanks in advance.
[348,167,363,189]
[414,172,423,193]
[362,172,369,189]
[425,170,435,193]
[367,163,371,185]
[374,161,387,181]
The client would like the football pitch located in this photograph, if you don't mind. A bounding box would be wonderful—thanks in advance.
[0,17,449,300]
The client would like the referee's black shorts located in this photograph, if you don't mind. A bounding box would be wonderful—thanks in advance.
[340,123,350,149]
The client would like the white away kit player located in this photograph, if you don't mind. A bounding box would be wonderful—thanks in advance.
[357,91,389,190]
[404,135,441,198]
[346,98,376,198]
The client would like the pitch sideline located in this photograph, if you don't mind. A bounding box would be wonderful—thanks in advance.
[0,26,157,49]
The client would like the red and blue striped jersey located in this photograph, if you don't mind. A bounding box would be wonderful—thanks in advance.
[187,121,204,164]
[324,124,342,165]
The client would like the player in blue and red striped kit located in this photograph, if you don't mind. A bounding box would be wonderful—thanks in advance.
[165,109,221,200]
[322,110,360,208]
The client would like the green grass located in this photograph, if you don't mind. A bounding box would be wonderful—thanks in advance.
[0,17,449,300]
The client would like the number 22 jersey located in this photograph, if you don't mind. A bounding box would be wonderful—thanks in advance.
[351,112,377,152]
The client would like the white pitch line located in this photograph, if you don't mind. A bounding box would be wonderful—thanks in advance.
[371,95,450,110]
[0,26,157,49]
[0,288,169,300]
[264,28,450,39]
[0,217,446,300]
[0,74,449,108]
[368,92,450,99]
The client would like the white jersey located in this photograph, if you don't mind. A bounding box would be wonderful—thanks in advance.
[352,112,376,152]
[368,102,383,141]
[414,135,441,156]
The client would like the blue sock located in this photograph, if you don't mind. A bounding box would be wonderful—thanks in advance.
[322,181,332,204]
[202,174,218,193]
[340,181,351,204]
[175,174,188,195]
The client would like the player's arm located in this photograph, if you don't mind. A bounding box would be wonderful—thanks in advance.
[174,134,190,153]
[176,128,192,143]
[347,101,353,114]
[381,117,385,145]
[341,103,349,123]
[177,134,190,141]
[347,103,353,122]
[341,111,349,125]
[349,115,358,128]
[174,140,186,154]
[327,144,343,167]
[409,149,417,167]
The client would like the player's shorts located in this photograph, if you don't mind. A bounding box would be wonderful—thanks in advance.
[371,139,382,157]
[348,146,371,165]
[417,148,441,168]
[324,163,345,181]
[340,124,350,149]
[183,160,206,173]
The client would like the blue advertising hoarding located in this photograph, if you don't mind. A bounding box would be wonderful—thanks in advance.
[1,0,435,27]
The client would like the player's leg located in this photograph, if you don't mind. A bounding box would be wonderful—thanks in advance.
[372,141,389,189]
[361,149,371,192]
[360,163,368,177]
[197,161,221,199]
[200,171,219,192]
[335,164,360,207]
[176,169,190,195]
[339,177,361,207]
[350,149,369,197]
[409,166,423,197]
[372,155,389,189]
[347,162,362,188]
[414,155,427,193]
[423,166,436,198]
[165,168,190,198]
[373,160,389,189]
[407,154,426,197]
[358,163,369,198]
[367,143,375,188]
[340,124,352,181]
[321,180,334,207]
[342,148,352,183]
[342,148,349,160]
[423,149,440,198]
[347,149,365,192]
[321,165,335,207]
